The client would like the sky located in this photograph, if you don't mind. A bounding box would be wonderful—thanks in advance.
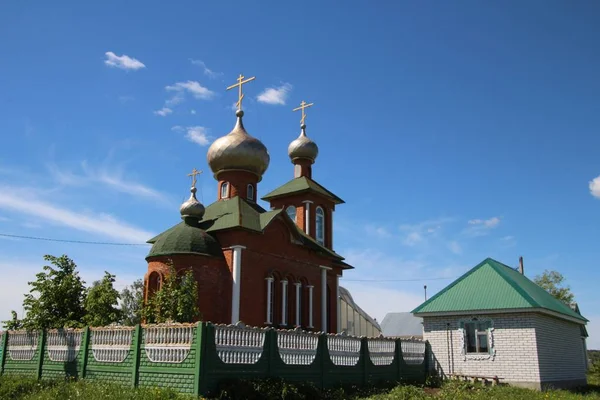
[1,1,599,347]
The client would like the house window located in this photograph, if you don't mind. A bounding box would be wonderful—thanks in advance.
[316,207,325,245]
[286,206,296,222]
[464,320,491,354]
[220,182,229,199]
[247,184,254,201]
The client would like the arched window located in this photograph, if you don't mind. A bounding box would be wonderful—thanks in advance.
[286,205,296,222]
[316,207,325,245]
[148,272,161,297]
[247,184,255,201]
[220,182,229,199]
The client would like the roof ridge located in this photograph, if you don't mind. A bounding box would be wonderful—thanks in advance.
[487,260,540,308]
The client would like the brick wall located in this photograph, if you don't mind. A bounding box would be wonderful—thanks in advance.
[423,313,541,385]
[532,313,587,384]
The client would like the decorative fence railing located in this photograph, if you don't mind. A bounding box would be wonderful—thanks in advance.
[0,324,428,396]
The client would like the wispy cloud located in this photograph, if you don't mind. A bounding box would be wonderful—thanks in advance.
[257,83,292,105]
[166,81,215,100]
[190,59,223,79]
[47,162,170,204]
[447,241,462,255]
[0,186,154,242]
[172,126,211,146]
[104,52,146,71]
[464,217,501,237]
[118,95,135,104]
[590,175,600,199]
[399,217,454,246]
[365,224,392,239]
[190,109,196,115]
[153,107,173,117]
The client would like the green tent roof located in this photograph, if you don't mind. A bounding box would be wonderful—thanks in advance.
[146,218,224,259]
[261,177,344,204]
[148,196,347,263]
[412,258,587,323]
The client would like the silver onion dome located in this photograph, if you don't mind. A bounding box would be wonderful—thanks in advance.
[288,124,318,163]
[180,187,205,219]
[206,110,270,181]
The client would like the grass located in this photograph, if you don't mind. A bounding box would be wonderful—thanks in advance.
[0,375,599,399]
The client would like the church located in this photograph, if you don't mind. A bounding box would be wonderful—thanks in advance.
[144,74,354,333]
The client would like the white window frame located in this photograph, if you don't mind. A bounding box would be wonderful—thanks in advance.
[315,207,325,245]
[247,184,254,201]
[220,182,230,199]
[458,317,495,361]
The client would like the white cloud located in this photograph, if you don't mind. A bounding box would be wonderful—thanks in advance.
[448,241,462,255]
[47,162,170,204]
[464,216,501,237]
[153,107,172,117]
[365,224,392,239]
[104,51,146,71]
[403,232,423,246]
[590,175,600,199]
[257,83,292,105]
[190,109,196,115]
[0,186,155,243]
[190,59,223,79]
[172,125,211,146]
[468,217,500,228]
[399,217,454,246]
[166,81,215,100]
[501,235,514,241]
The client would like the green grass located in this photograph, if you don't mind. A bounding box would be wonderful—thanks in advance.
[1,375,599,400]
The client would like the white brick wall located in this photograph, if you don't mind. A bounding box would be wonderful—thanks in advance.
[423,312,587,387]
[423,313,540,383]
[532,313,587,383]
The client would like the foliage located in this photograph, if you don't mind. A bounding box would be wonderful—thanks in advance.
[590,350,600,365]
[2,310,24,330]
[120,279,145,326]
[84,272,122,327]
[143,265,199,324]
[534,269,575,305]
[21,255,87,330]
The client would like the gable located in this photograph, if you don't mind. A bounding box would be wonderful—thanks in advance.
[262,176,344,204]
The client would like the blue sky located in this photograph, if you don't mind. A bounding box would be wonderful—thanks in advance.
[1,1,599,346]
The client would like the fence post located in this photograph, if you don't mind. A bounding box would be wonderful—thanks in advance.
[0,332,8,376]
[319,333,326,390]
[79,327,90,379]
[395,338,403,382]
[423,341,430,380]
[361,337,369,387]
[36,330,46,381]
[131,324,142,388]
[193,323,206,396]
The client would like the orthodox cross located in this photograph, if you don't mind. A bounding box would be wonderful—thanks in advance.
[227,73,256,111]
[187,168,202,187]
[293,100,314,125]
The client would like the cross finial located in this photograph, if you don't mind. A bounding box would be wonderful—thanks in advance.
[187,168,202,188]
[227,73,256,111]
[293,100,314,126]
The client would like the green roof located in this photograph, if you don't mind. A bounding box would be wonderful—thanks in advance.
[261,177,344,204]
[412,258,587,323]
[149,196,347,263]
[146,218,224,259]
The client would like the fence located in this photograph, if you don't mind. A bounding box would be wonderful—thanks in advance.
[0,323,428,396]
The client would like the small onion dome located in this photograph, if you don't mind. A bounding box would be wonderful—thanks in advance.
[207,110,270,181]
[288,124,318,164]
[146,220,223,259]
[179,187,205,220]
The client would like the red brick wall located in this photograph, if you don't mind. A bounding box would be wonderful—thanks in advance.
[216,170,259,202]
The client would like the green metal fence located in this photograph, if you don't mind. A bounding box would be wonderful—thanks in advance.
[0,323,428,396]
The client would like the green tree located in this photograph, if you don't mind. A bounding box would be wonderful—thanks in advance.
[120,279,144,326]
[143,266,199,323]
[22,254,87,329]
[534,269,575,305]
[2,311,24,330]
[84,272,122,327]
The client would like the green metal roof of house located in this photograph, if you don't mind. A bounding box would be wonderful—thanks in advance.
[146,218,224,259]
[148,196,346,262]
[412,258,587,323]
[261,177,345,204]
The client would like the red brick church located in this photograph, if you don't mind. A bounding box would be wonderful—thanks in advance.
[144,75,352,333]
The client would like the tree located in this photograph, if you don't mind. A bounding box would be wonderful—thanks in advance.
[120,279,144,326]
[534,269,575,305]
[143,266,199,323]
[84,272,122,327]
[22,255,87,330]
[2,311,23,330]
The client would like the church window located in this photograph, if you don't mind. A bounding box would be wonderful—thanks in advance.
[316,207,325,245]
[463,320,491,354]
[286,206,296,222]
[220,182,229,199]
[247,184,254,201]
[148,272,161,296]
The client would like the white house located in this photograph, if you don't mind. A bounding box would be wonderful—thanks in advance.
[412,257,588,390]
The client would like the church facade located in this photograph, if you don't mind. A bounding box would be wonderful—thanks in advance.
[144,77,352,333]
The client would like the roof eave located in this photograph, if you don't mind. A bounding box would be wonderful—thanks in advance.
[413,307,587,325]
